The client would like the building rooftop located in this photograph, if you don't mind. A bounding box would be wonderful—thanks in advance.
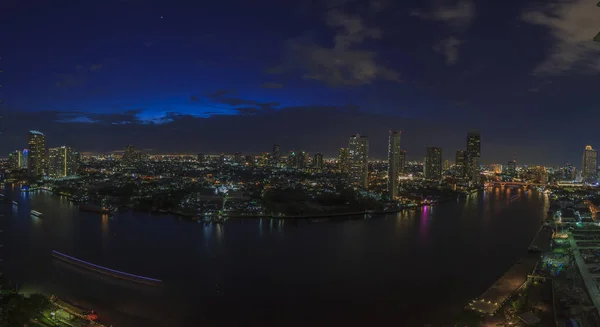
[29,130,45,136]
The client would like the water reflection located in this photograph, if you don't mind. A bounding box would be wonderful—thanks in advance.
[419,205,430,245]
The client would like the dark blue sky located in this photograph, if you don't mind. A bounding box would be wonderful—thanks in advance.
[2,0,599,164]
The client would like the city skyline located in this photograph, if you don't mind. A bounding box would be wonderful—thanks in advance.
[2,0,599,164]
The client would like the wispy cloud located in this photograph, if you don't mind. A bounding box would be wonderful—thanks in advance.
[270,9,399,87]
[261,83,284,89]
[522,0,600,75]
[411,0,475,28]
[432,36,464,65]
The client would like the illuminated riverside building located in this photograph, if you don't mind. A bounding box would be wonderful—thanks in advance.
[425,146,442,181]
[27,130,46,177]
[582,145,598,182]
[348,134,369,188]
[8,150,22,170]
[387,131,401,198]
[465,131,481,183]
[47,146,79,178]
[455,150,465,177]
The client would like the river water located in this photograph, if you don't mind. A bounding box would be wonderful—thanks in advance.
[0,184,548,326]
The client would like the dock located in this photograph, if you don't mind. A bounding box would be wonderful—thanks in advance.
[467,256,539,315]
[528,226,553,252]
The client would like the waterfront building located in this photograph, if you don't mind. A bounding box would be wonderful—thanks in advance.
[425,146,442,181]
[506,159,517,178]
[387,131,401,198]
[455,150,466,177]
[399,150,406,174]
[582,145,598,182]
[27,130,46,177]
[8,150,22,170]
[47,146,78,178]
[348,134,369,188]
[465,131,481,183]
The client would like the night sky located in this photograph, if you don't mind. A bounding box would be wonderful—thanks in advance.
[2,0,599,164]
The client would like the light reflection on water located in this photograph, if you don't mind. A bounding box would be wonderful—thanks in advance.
[0,184,548,327]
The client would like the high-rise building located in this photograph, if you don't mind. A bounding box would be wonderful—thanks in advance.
[47,146,77,178]
[387,131,401,198]
[425,146,442,181]
[506,160,517,178]
[582,145,598,182]
[348,134,369,188]
[197,153,205,164]
[123,145,137,165]
[338,148,349,173]
[8,150,22,170]
[399,150,407,174]
[465,131,481,183]
[21,149,29,169]
[455,150,465,177]
[233,152,243,165]
[271,144,281,166]
[27,130,46,177]
[245,155,255,166]
[313,153,324,172]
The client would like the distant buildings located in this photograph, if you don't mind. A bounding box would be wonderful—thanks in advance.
[27,130,46,177]
[348,134,369,188]
[197,153,205,164]
[425,146,442,181]
[506,159,517,178]
[271,144,280,167]
[8,150,23,170]
[313,152,323,172]
[338,148,349,173]
[582,145,598,182]
[123,145,137,165]
[387,131,401,198]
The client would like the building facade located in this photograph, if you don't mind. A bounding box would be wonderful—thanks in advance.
[338,148,349,173]
[465,131,481,183]
[455,150,465,177]
[425,146,442,181]
[313,153,324,172]
[271,144,281,167]
[348,134,369,188]
[47,146,78,178]
[27,130,46,177]
[582,145,598,182]
[387,131,401,198]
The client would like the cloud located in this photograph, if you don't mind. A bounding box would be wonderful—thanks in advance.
[261,82,284,89]
[205,90,279,109]
[432,36,464,65]
[55,62,108,87]
[270,10,399,87]
[522,0,600,75]
[411,0,475,28]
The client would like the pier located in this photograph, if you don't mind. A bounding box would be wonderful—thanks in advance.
[528,226,554,252]
[467,256,539,315]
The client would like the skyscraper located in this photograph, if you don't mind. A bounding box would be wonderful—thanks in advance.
[425,146,442,181]
[313,153,323,172]
[348,134,369,188]
[465,131,481,183]
[387,131,401,198]
[27,130,46,177]
[455,150,465,177]
[338,148,349,173]
[21,149,29,169]
[8,150,22,170]
[399,150,406,174]
[582,145,598,182]
[47,146,77,178]
[123,145,137,165]
[271,144,281,167]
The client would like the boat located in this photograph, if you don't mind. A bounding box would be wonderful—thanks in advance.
[31,210,43,217]
[51,250,163,286]
[79,203,116,214]
[12,200,18,206]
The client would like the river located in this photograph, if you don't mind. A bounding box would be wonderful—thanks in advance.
[0,184,548,326]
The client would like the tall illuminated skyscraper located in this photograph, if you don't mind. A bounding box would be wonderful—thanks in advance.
[47,146,78,178]
[465,131,481,183]
[348,134,369,188]
[582,145,598,182]
[387,131,401,198]
[8,150,22,170]
[425,146,442,181]
[455,150,465,177]
[27,130,46,177]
